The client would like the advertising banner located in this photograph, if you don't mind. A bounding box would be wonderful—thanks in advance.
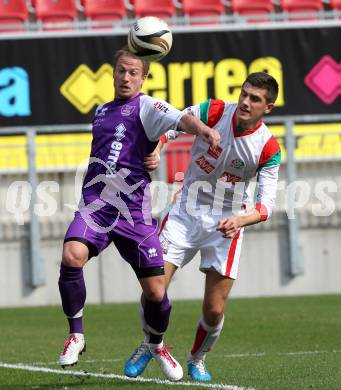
[1,27,341,127]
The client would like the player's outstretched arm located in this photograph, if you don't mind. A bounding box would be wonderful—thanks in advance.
[177,113,220,149]
[216,210,262,238]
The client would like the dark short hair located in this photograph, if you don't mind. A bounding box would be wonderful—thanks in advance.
[243,72,279,103]
[113,48,150,76]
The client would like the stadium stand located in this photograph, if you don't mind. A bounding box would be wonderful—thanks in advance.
[280,0,324,20]
[35,0,77,29]
[133,0,177,19]
[0,0,29,32]
[181,0,226,23]
[231,0,275,22]
[0,0,338,32]
[330,0,341,11]
[84,0,127,28]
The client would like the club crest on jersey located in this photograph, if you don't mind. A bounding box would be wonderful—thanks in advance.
[230,158,245,169]
[207,145,223,160]
[121,104,135,116]
[220,171,242,184]
[114,123,126,141]
[153,101,170,113]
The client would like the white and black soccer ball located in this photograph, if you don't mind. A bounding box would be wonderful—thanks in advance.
[127,16,173,62]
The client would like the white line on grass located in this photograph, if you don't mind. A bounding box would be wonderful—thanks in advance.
[0,362,254,390]
[221,349,341,359]
[278,349,341,356]
[23,349,341,366]
[221,353,266,358]
[28,358,123,366]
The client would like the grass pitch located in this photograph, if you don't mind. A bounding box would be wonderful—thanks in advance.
[0,295,340,390]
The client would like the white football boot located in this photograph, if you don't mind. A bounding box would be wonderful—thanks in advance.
[149,343,183,381]
[59,333,86,368]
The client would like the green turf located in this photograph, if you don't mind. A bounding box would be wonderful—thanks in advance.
[0,295,341,389]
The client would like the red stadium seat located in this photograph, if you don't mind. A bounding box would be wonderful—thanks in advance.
[0,0,29,32]
[280,0,323,20]
[182,0,225,24]
[165,134,194,183]
[330,0,341,11]
[35,0,77,29]
[84,0,127,29]
[134,0,176,19]
[231,0,275,22]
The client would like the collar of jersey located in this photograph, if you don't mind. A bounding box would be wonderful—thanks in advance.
[232,110,263,138]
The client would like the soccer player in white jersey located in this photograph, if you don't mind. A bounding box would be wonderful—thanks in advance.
[124,72,281,381]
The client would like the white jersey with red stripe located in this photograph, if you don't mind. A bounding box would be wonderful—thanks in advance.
[172,99,281,221]
[159,99,281,278]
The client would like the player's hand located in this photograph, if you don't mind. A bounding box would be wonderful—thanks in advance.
[200,128,220,149]
[216,216,241,238]
[144,150,160,171]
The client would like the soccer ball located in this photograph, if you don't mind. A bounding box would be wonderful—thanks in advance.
[127,16,173,62]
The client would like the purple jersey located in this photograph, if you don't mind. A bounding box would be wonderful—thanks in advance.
[81,93,183,215]
[65,93,183,270]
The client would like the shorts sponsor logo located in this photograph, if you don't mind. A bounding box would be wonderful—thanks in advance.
[207,145,223,160]
[121,104,135,116]
[230,158,245,169]
[148,247,158,258]
[195,156,215,174]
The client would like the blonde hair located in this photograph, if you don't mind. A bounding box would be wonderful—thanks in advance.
[113,48,150,76]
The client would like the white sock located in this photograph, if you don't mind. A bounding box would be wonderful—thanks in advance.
[189,316,224,361]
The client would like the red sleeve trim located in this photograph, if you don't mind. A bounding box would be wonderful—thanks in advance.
[160,134,167,144]
[255,203,268,221]
[207,100,225,127]
[258,136,280,167]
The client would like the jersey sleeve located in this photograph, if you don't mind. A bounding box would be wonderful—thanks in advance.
[156,99,225,143]
[255,136,281,221]
[139,95,185,141]
[161,104,200,143]
[198,99,225,126]
[255,164,280,220]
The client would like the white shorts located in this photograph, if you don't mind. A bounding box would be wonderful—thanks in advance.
[159,211,244,279]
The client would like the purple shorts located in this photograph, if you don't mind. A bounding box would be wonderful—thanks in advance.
[64,208,164,278]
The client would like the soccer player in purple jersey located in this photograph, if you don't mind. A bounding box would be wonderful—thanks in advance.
[57,49,220,381]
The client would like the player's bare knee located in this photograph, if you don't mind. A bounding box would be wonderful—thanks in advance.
[144,289,165,302]
[203,304,224,326]
[142,281,166,302]
[62,248,87,268]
